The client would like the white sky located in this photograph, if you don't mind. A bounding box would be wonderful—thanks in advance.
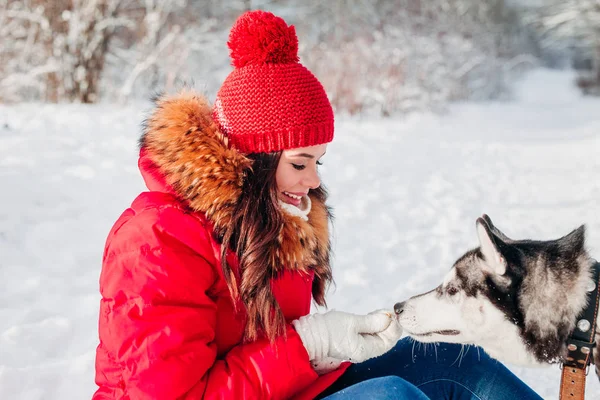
[0,68,599,399]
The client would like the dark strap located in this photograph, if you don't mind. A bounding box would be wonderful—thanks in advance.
[559,260,600,400]
[564,261,600,368]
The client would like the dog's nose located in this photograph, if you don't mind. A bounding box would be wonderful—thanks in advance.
[394,302,405,315]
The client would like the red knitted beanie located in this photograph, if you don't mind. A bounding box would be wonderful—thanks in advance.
[213,10,334,154]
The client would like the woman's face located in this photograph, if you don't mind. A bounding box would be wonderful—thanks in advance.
[275,144,327,208]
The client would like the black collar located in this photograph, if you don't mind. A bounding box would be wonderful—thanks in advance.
[563,259,600,368]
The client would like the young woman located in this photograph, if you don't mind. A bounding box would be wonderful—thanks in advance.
[93,10,543,400]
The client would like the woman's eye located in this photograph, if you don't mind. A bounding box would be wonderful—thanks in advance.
[292,163,306,170]
[447,287,458,296]
[316,160,323,166]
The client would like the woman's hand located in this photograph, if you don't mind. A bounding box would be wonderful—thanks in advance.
[292,309,403,366]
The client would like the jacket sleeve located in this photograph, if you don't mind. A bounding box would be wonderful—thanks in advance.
[99,206,319,400]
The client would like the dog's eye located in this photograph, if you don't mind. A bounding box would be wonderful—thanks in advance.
[447,287,458,296]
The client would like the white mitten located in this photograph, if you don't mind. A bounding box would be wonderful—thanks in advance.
[371,309,404,350]
[292,309,403,365]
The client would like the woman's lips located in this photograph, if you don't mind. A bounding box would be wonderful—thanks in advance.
[282,191,304,207]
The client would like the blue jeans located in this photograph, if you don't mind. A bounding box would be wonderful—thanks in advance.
[319,338,543,400]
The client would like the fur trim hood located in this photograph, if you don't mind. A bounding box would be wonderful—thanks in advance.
[139,90,332,298]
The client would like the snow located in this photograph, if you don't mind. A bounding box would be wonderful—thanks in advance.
[1,68,599,399]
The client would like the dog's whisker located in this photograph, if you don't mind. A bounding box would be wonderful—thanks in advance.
[451,344,467,367]
[460,344,470,367]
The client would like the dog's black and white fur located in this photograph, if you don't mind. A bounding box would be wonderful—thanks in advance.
[395,215,599,378]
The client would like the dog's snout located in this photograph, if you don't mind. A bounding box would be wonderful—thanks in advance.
[394,302,405,315]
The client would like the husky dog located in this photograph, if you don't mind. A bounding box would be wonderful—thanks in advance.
[394,215,599,378]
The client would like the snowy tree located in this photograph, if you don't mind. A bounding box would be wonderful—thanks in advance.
[0,0,195,103]
[0,0,136,102]
[0,0,260,103]
[109,0,189,101]
[0,0,57,102]
[521,0,600,94]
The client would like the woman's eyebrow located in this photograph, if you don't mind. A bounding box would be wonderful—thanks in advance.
[289,152,326,159]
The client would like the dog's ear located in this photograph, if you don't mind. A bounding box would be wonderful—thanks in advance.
[476,217,507,275]
[481,214,512,243]
[557,225,586,254]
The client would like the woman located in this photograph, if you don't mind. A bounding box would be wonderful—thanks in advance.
[93,10,542,400]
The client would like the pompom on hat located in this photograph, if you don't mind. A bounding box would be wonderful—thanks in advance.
[213,10,334,154]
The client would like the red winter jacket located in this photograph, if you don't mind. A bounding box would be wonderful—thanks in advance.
[93,92,349,400]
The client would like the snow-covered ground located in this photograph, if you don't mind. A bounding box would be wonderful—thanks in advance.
[0,69,599,399]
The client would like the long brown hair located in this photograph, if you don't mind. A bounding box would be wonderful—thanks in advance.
[219,151,331,342]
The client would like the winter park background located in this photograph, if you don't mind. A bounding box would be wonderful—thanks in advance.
[1,1,600,399]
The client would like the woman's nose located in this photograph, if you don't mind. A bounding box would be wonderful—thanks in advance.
[304,169,321,189]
